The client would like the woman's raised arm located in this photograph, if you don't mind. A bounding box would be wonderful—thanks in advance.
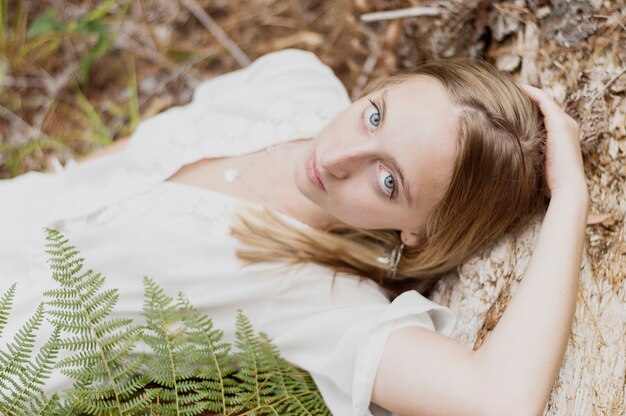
[371,84,588,416]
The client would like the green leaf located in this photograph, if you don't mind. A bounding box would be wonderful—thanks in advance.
[75,88,112,146]
[78,20,111,84]
[43,228,149,414]
[26,9,64,39]
[85,0,116,22]
[0,283,16,338]
[126,59,140,136]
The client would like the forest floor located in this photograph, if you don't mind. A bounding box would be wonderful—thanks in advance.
[1,0,624,414]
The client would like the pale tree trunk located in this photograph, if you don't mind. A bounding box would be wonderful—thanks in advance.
[417,1,626,415]
[430,220,624,415]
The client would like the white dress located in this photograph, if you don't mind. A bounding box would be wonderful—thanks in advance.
[0,49,455,416]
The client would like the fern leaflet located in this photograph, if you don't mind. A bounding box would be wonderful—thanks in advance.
[43,227,149,415]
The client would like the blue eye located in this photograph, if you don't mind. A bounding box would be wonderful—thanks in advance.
[378,166,396,198]
[365,100,381,128]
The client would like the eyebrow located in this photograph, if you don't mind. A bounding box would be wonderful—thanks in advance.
[380,90,414,207]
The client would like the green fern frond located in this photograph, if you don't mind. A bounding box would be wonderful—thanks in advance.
[43,227,150,415]
[230,314,331,416]
[10,327,62,415]
[231,312,281,414]
[141,276,214,416]
[31,392,62,415]
[0,283,16,339]
[0,229,333,415]
[176,294,238,415]
[256,333,330,416]
[0,299,62,415]
[0,303,45,395]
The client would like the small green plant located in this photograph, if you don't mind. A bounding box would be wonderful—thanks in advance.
[0,286,61,415]
[43,228,151,413]
[26,0,117,83]
[75,87,114,146]
[0,1,140,179]
[0,229,331,415]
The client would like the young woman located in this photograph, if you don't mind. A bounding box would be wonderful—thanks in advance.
[0,49,587,415]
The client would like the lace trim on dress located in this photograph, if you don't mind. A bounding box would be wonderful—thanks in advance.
[55,183,241,237]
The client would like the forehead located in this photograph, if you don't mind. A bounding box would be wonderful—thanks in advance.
[380,76,460,214]
[383,76,458,140]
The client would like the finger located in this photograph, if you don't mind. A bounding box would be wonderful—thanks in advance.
[517,83,566,120]
[517,84,574,132]
[520,85,578,126]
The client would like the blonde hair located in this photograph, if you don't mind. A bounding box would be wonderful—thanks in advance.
[231,58,547,299]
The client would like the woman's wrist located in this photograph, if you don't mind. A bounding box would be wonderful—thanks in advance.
[550,182,589,205]
[548,187,589,221]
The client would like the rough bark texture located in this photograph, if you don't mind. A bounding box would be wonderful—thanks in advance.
[424,2,626,414]
[430,222,624,415]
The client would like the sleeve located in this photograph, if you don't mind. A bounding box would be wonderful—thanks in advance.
[265,270,456,416]
[124,48,351,161]
[191,48,348,105]
[323,291,455,416]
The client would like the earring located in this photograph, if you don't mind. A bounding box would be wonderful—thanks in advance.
[389,243,404,279]
[376,243,404,279]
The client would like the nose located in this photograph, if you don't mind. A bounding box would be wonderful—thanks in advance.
[319,142,373,179]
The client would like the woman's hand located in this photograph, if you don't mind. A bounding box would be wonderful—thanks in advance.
[518,83,588,203]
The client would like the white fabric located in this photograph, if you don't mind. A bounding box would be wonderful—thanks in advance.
[0,49,456,415]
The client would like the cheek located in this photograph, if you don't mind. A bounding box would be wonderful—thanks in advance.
[331,191,386,227]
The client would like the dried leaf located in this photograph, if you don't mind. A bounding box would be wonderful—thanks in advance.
[587,212,612,225]
[271,31,324,49]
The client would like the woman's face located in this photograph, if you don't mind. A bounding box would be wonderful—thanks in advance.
[294,75,460,245]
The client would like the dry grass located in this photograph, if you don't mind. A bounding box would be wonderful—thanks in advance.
[1,0,624,414]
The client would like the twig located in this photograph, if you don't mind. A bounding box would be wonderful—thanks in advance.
[117,30,180,71]
[360,6,440,23]
[131,1,159,53]
[0,76,45,89]
[0,104,44,142]
[586,67,626,108]
[179,0,251,67]
[116,22,204,99]
[138,48,218,107]
[351,40,382,100]
[34,62,81,131]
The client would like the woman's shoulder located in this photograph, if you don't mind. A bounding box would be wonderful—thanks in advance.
[123,49,349,167]
[248,48,325,69]
[192,48,349,105]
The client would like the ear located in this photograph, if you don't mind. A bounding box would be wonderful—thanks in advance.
[400,230,427,248]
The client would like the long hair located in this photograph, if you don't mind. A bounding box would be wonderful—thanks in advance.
[230,58,547,299]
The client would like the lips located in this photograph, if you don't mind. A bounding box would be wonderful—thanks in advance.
[307,152,326,192]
